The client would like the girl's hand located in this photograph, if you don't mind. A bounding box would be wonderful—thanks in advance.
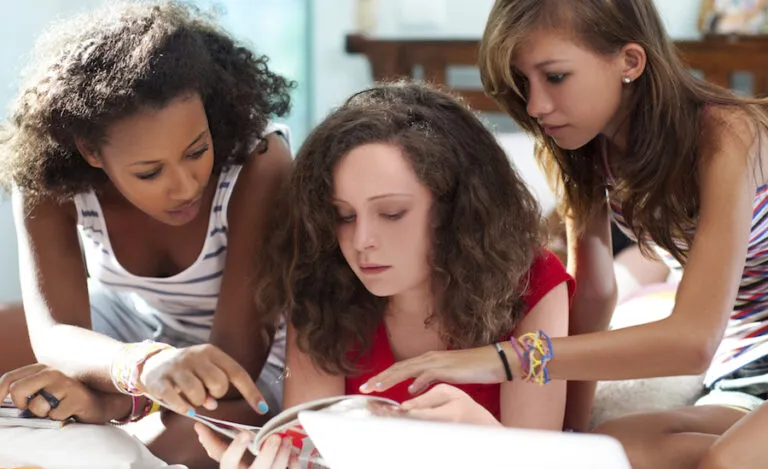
[195,423,299,469]
[0,364,112,424]
[140,344,269,416]
[359,346,510,396]
[400,384,500,426]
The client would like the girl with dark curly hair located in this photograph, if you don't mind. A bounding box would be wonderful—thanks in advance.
[197,81,574,468]
[0,1,293,466]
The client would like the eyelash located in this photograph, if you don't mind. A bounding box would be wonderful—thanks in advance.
[336,211,406,224]
[546,73,567,84]
[136,145,210,180]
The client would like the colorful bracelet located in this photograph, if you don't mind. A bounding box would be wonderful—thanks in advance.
[513,330,554,385]
[493,342,513,381]
[111,395,153,425]
[110,341,174,396]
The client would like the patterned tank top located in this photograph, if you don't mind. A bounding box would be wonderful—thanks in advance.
[75,123,289,367]
[604,144,768,387]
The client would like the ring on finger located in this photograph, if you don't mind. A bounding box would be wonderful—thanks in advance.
[36,389,61,409]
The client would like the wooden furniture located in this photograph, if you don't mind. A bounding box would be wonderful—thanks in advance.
[346,33,768,111]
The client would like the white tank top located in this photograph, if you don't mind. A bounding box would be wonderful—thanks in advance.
[75,123,289,367]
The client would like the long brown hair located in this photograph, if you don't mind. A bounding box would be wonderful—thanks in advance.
[479,0,768,263]
[255,82,543,374]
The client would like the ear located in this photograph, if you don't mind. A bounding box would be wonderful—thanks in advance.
[74,137,102,168]
[619,43,647,83]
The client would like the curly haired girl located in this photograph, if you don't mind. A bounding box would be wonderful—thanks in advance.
[199,81,574,468]
[0,2,293,466]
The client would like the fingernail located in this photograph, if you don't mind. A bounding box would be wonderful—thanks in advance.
[408,384,415,393]
[266,434,281,447]
[187,409,196,417]
[258,401,269,414]
[204,397,218,410]
[359,383,368,392]
[375,382,382,388]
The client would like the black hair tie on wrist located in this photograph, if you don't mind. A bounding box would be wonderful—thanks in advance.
[494,342,513,381]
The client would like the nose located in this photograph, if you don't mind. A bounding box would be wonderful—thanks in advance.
[352,215,378,252]
[526,81,555,120]
[168,166,199,201]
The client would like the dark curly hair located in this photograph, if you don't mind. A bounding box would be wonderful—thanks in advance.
[255,81,543,374]
[0,0,293,202]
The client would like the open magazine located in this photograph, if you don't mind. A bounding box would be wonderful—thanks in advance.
[0,396,69,429]
[168,394,401,468]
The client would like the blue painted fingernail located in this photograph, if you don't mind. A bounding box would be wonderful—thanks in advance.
[408,384,415,392]
[187,409,196,417]
[359,383,368,391]
[375,382,382,388]
[258,401,269,414]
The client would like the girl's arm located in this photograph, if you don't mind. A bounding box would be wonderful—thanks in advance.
[544,111,755,381]
[207,131,292,383]
[500,282,569,430]
[283,323,345,409]
[360,110,757,388]
[13,191,126,392]
[566,200,617,338]
[563,201,615,430]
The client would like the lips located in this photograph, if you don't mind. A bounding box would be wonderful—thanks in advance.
[542,124,567,135]
[359,264,391,274]
[169,196,201,213]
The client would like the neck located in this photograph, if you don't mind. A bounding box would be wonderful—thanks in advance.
[386,280,434,325]
[601,91,635,156]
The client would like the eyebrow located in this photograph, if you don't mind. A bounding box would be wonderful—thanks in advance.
[333,193,414,204]
[129,130,209,167]
[534,59,569,69]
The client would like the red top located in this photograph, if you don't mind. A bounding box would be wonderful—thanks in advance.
[345,249,575,420]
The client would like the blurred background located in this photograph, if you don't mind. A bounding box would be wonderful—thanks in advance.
[0,1,727,300]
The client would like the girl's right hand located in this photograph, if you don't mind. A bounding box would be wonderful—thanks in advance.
[359,346,510,396]
[0,364,111,424]
[195,423,299,469]
[139,344,269,416]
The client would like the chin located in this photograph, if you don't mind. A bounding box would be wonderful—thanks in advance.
[552,135,592,151]
[359,281,399,298]
[553,135,597,150]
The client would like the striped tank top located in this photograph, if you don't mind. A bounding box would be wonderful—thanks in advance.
[75,124,288,367]
[605,148,768,387]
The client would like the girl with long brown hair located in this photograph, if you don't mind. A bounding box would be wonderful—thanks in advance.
[358,1,768,467]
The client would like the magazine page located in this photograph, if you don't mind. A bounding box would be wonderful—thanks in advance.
[249,395,401,468]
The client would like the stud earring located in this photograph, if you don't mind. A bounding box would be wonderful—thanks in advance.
[622,76,632,84]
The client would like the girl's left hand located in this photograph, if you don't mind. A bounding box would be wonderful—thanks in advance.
[400,384,500,427]
[195,423,300,469]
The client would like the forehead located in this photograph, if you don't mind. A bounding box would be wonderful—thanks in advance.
[513,29,604,69]
[333,143,425,198]
[100,93,208,161]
